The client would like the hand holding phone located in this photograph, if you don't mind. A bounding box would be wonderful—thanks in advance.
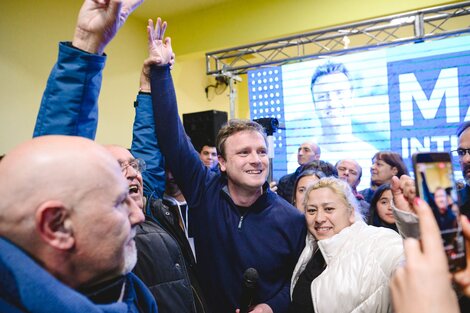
[391,197,460,313]
[412,152,467,272]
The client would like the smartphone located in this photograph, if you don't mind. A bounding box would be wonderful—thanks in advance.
[412,152,466,272]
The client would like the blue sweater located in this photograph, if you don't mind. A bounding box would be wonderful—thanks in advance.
[150,65,306,313]
[0,237,157,313]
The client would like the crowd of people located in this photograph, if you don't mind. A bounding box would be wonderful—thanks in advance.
[1,1,470,313]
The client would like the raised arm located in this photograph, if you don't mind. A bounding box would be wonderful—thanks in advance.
[148,18,212,207]
[130,19,175,200]
[34,0,144,138]
[130,58,167,200]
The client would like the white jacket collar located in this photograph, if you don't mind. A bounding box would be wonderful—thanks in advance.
[317,220,366,265]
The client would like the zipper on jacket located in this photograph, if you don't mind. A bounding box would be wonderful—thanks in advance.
[192,286,207,313]
[238,215,245,229]
[238,210,249,230]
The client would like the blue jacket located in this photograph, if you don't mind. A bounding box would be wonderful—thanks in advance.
[34,42,104,139]
[33,41,205,312]
[0,237,157,313]
[150,65,307,313]
[33,42,165,197]
[131,93,166,199]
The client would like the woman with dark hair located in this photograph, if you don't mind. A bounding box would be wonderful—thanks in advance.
[290,160,336,213]
[301,160,337,177]
[368,184,397,232]
[292,169,326,212]
[360,151,409,203]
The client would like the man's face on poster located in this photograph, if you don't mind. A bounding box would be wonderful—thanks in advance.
[311,72,353,128]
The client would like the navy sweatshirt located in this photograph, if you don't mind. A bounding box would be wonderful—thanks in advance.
[150,65,306,313]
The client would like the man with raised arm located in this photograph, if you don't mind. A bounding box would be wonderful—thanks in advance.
[10,0,158,311]
[148,19,306,313]
[32,1,207,311]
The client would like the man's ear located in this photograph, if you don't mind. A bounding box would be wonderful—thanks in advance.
[36,201,74,251]
[218,155,227,172]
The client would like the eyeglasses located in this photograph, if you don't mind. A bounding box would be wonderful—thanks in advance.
[451,149,470,158]
[119,159,146,173]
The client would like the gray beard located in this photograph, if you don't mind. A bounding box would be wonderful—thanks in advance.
[122,245,137,275]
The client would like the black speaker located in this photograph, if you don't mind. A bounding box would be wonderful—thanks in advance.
[183,110,228,152]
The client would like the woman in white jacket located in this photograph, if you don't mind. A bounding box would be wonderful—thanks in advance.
[290,177,404,313]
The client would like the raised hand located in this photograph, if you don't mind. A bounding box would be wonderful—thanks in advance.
[147,18,173,66]
[72,0,145,54]
[391,175,416,213]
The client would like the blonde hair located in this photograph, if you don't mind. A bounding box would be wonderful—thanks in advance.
[303,177,364,221]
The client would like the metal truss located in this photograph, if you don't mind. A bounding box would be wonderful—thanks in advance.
[206,1,470,76]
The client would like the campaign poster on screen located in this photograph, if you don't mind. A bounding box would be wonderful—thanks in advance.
[249,35,470,190]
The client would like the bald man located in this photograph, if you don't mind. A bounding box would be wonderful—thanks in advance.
[0,136,156,312]
[32,3,206,310]
[277,141,321,202]
[336,159,370,218]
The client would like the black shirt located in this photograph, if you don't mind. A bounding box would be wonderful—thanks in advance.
[289,249,326,313]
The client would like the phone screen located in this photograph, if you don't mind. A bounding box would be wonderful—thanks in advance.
[413,152,466,272]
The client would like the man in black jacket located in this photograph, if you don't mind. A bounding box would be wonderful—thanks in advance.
[106,142,207,313]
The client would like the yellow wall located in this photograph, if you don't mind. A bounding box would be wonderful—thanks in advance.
[0,0,457,153]
[0,0,148,152]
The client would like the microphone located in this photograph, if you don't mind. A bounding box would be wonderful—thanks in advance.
[239,268,259,313]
